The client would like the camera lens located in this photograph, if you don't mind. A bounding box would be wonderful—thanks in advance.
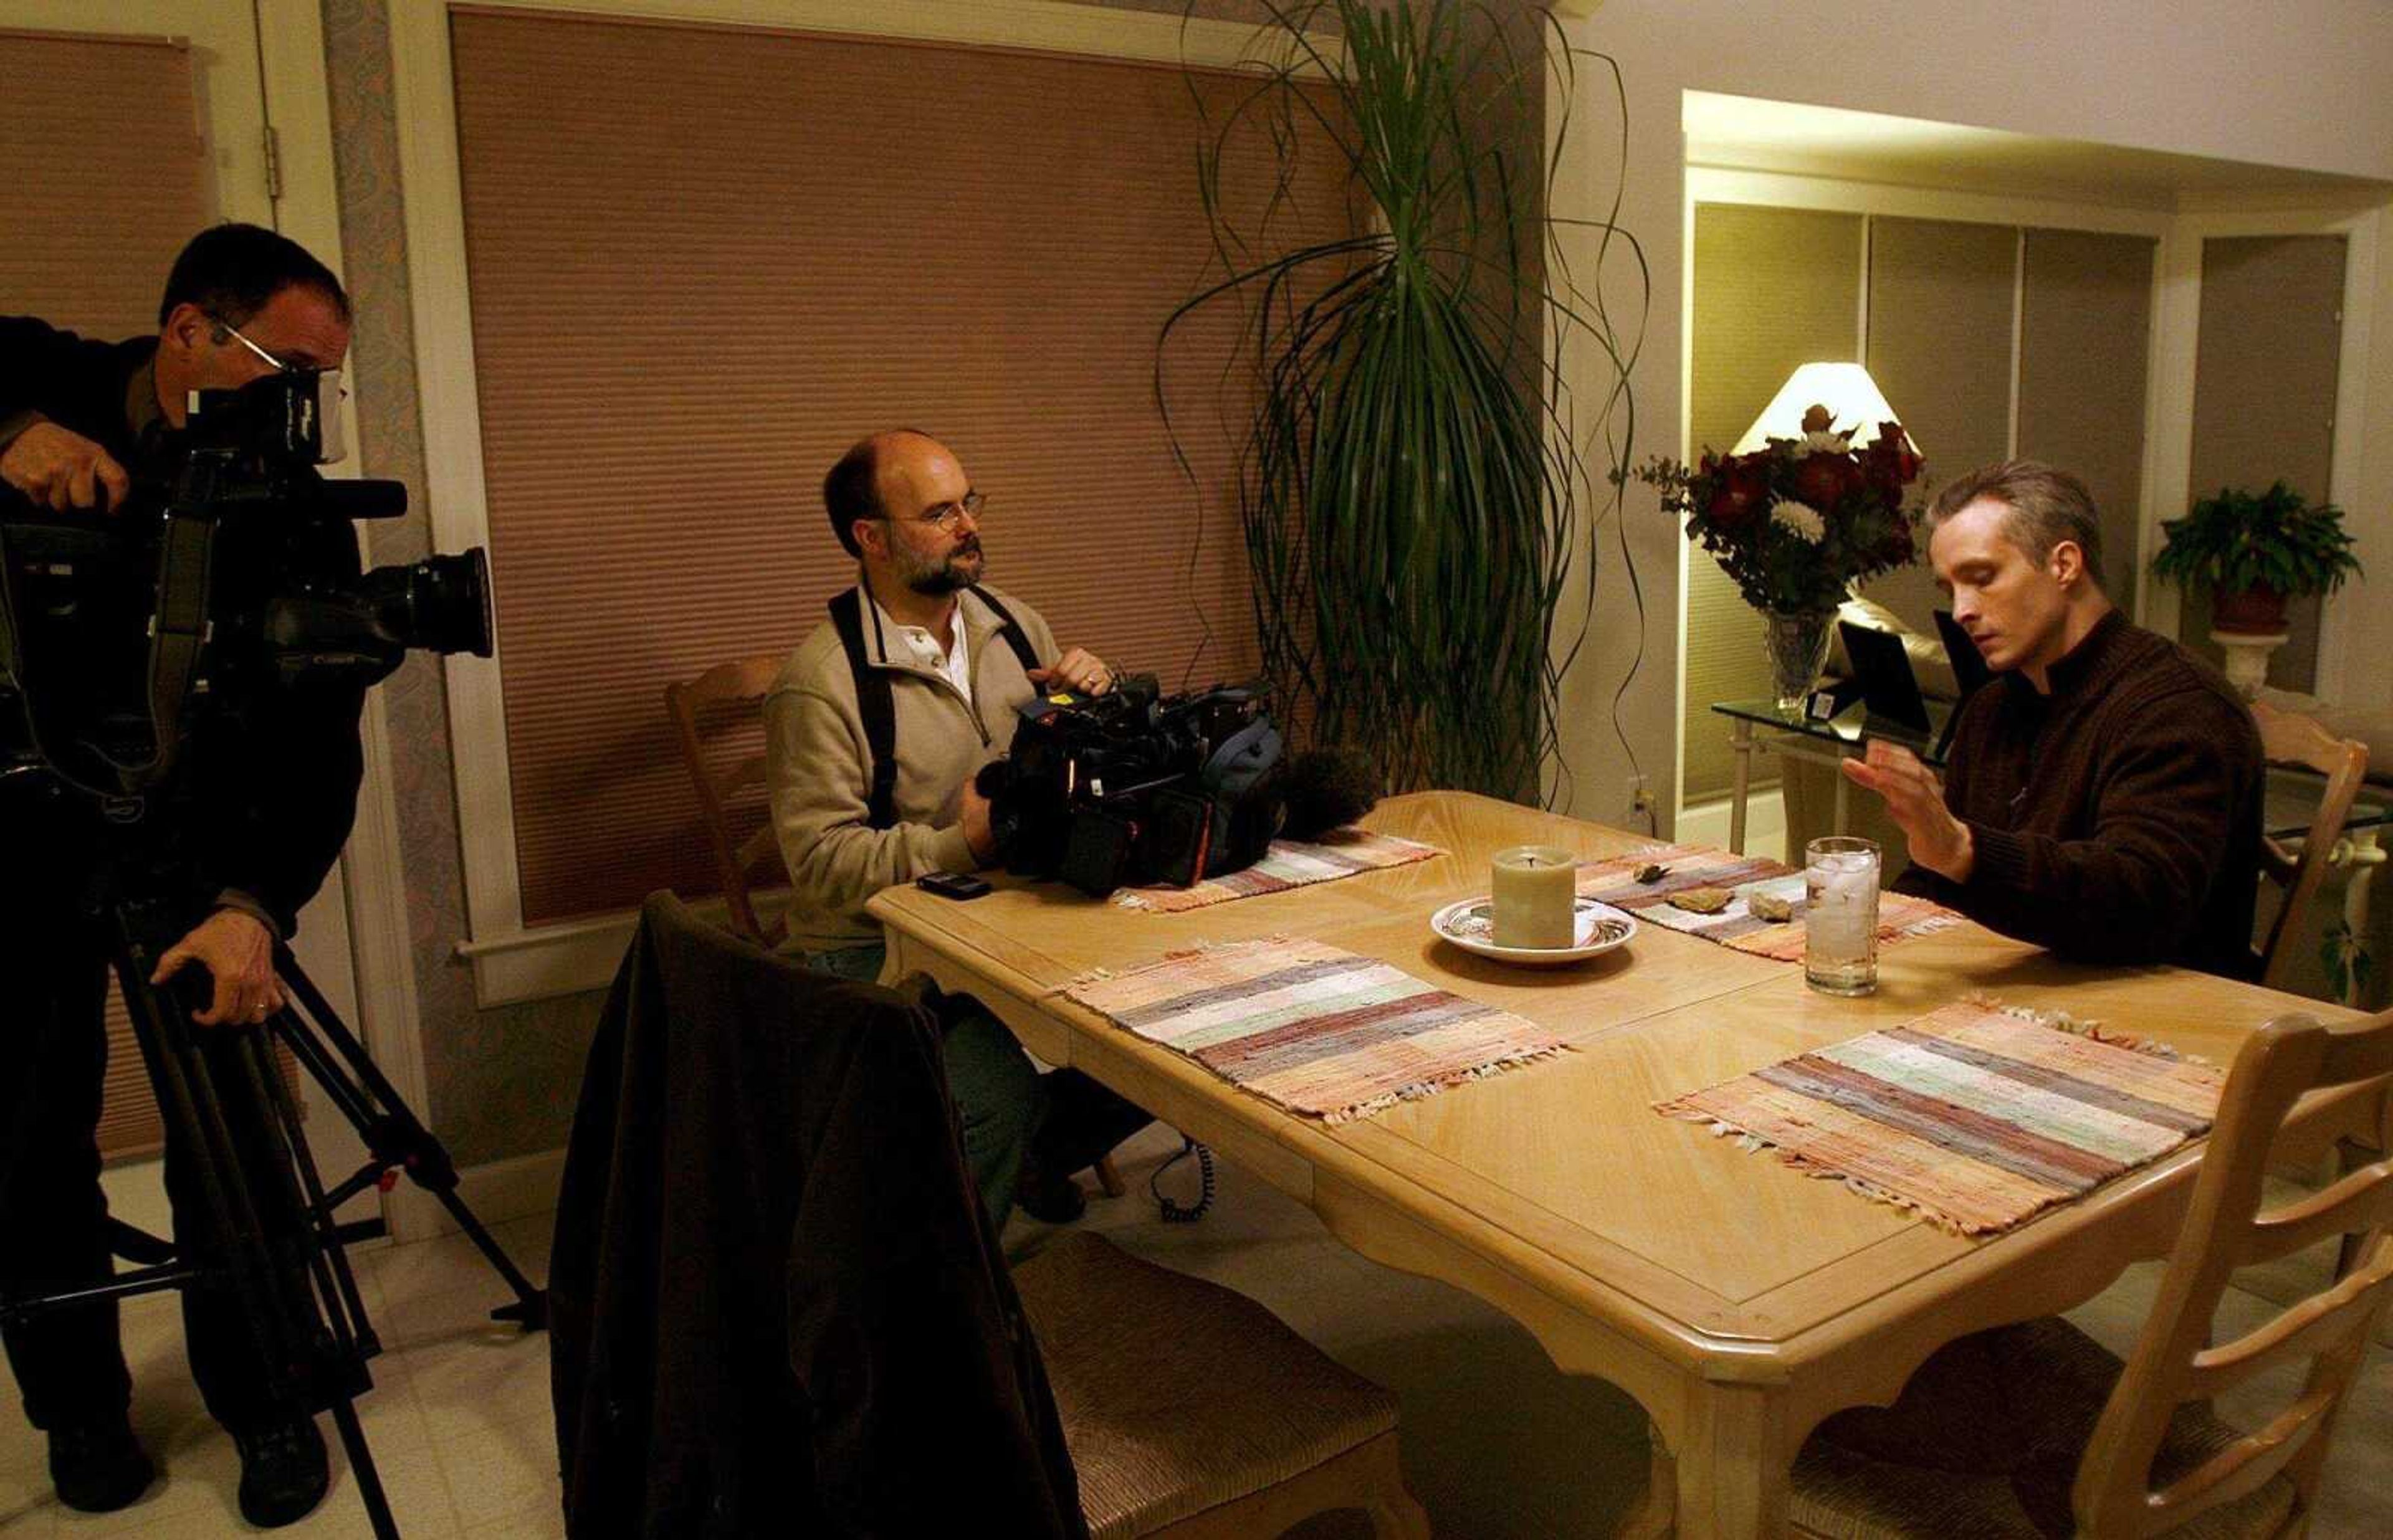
[357,548,494,658]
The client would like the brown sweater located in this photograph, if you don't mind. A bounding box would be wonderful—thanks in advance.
[1894,610,2263,979]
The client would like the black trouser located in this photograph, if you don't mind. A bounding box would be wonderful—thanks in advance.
[0,886,294,1437]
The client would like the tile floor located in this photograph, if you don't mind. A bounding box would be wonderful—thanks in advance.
[2,1126,2387,1537]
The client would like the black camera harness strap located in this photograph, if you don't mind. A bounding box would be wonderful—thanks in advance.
[829,582,1039,831]
[130,509,219,792]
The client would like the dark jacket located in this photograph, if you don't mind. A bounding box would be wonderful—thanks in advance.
[549,893,1086,1539]
[1897,610,2263,978]
[0,316,365,934]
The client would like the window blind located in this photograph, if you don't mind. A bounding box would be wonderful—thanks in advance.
[1683,204,1863,803]
[1,27,205,1159]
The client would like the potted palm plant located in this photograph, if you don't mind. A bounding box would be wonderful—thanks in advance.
[1158,0,1641,803]
[2149,481,2363,634]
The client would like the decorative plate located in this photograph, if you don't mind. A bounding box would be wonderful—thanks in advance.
[1430,896,1637,966]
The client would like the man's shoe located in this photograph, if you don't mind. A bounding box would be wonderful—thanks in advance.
[232,1415,329,1528]
[47,1415,156,1513]
[1015,1156,1087,1224]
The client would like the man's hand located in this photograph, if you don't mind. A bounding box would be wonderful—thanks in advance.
[1839,739,1975,882]
[150,910,284,1027]
[1029,647,1113,696]
[960,774,999,867]
[0,421,130,513]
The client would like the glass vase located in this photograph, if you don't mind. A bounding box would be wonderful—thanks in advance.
[1762,607,1835,710]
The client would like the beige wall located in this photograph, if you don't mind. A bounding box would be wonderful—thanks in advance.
[1550,0,2393,834]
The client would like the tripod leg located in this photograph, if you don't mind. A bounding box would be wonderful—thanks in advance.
[328,1394,400,1540]
[114,913,398,1536]
[231,1028,401,1539]
[233,1025,378,1366]
[273,952,548,1331]
[117,961,310,1417]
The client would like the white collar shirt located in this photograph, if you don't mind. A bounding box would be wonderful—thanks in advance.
[872,594,973,703]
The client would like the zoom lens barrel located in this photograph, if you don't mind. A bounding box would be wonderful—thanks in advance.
[356,548,494,658]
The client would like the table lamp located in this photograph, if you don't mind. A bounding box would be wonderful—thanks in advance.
[1731,361,1916,457]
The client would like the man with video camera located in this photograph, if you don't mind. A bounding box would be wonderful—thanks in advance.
[766,429,1149,1229]
[0,224,366,1525]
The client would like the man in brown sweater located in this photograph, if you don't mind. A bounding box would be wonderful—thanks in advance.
[1841,460,2263,978]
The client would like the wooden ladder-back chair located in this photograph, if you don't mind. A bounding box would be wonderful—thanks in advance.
[1789,1007,2393,1538]
[666,653,791,949]
[2069,1008,2393,1536]
[2251,699,2369,994]
[666,654,1127,1199]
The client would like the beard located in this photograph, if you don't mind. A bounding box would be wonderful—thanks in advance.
[900,536,985,596]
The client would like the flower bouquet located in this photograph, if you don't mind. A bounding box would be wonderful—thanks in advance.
[1636,405,1926,704]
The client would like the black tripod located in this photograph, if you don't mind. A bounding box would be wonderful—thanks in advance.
[0,880,546,1539]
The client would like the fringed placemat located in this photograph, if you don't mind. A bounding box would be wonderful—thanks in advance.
[1112,829,1443,913]
[1064,936,1565,1122]
[1574,842,1964,961]
[1654,998,2224,1234]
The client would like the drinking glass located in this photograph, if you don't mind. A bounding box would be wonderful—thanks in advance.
[1804,835,1880,996]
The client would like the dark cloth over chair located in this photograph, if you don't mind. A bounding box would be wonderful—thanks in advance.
[548,893,1086,1539]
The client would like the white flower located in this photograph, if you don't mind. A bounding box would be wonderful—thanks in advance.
[1772,501,1827,543]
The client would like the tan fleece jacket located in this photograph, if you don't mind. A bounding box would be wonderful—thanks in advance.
[764,582,1057,951]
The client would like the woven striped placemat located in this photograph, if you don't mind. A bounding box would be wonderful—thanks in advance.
[1065,936,1566,1122]
[1655,998,2225,1234]
[1112,829,1443,913]
[1574,842,1964,961]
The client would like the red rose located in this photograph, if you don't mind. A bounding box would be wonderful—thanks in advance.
[1864,422,1923,487]
[1794,450,1860,511]
[1706,457,1770,528]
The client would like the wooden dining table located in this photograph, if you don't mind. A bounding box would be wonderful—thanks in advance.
[867,790,2376,1537]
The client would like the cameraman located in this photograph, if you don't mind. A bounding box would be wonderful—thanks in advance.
[765,429,1149,1229]
[0,224,364,1525]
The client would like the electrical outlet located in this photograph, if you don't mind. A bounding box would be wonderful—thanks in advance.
[1627,774,1653,814]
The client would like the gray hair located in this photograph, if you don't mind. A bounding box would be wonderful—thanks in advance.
[1924,459,2106,591]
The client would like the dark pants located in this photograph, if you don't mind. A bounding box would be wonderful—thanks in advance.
[0,880,291,1437]
[808,944,1149,1228]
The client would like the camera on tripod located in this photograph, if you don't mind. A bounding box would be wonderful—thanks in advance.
[976,673,1379,898]
[0,368,493,804]
[0,366,541,1537]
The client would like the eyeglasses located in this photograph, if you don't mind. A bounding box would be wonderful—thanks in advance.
[207,313,332,374]
[871,490,985,535]
[204,312,350,464]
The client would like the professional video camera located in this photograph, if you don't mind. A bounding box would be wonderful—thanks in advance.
[0,368,492,805]
[976,672,1379,898]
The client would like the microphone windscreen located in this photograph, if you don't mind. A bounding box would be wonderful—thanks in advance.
[1277,746,1380,842]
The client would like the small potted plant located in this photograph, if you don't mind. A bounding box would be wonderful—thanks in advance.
[2149,481,2363,634]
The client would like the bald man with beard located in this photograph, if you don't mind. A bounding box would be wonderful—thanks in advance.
[765,430,1149,1228]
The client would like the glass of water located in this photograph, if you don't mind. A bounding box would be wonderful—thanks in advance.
[1804,836,1880,996]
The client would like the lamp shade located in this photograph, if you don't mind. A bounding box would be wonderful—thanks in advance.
[1731,362,1918,457]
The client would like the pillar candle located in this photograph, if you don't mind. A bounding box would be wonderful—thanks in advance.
[1491,845,1577,949]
